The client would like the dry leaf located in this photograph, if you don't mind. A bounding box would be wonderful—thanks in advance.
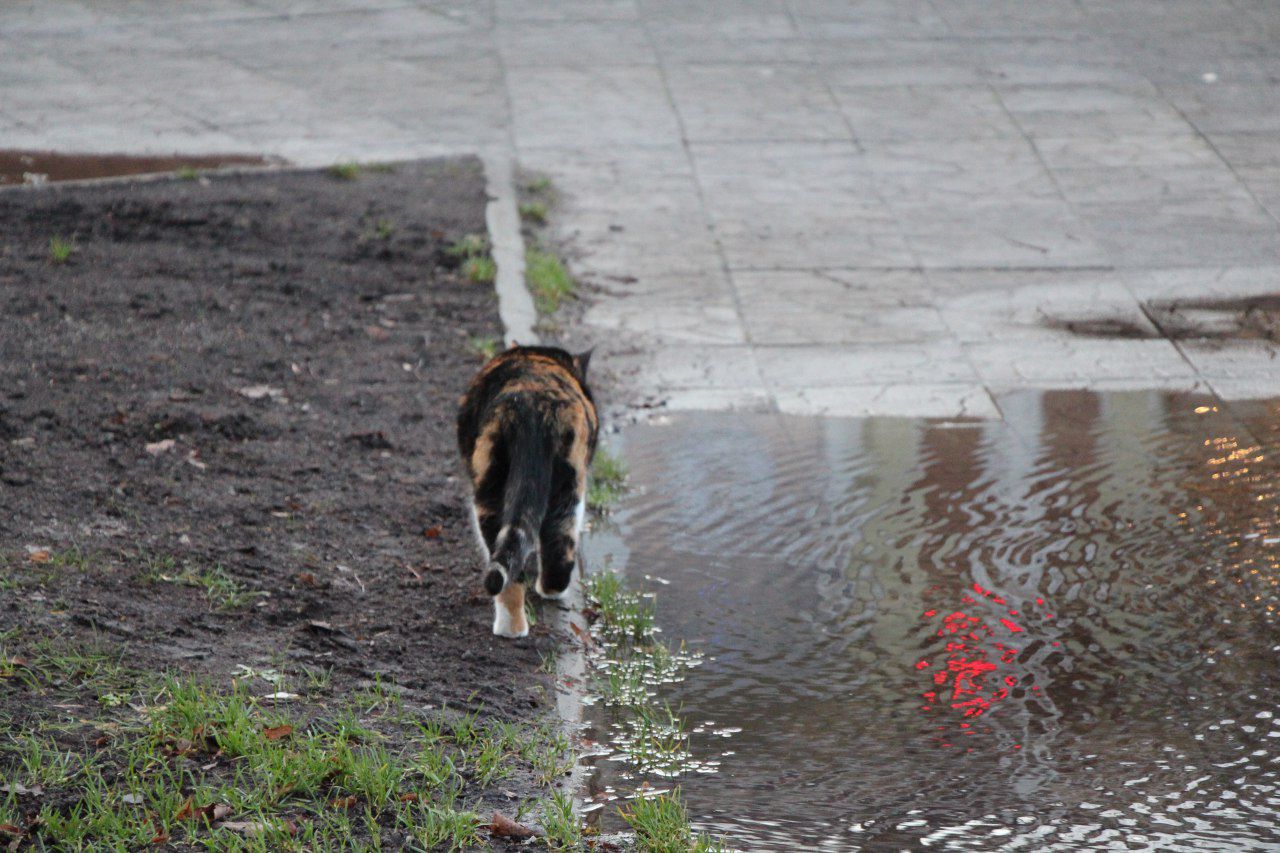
[487,812,536,840]
[398,793,420,803]
[219,820,268,835]
[0,825,20,836]
[330,795,358,809]
[25,547,50,563]
[296,572,321,588]
[263,724,293,741]
[423,526,442,539]
[569,621,595,650]
[145,439,175,455]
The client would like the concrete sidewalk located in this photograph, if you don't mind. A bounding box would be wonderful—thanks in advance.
[2,0,1278,417]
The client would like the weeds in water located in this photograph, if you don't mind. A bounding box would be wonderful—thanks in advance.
[49,236,75,265]
[525,247,575,314]
[327,161,361,180]
[588,447,629,513]
[620,789,728,852]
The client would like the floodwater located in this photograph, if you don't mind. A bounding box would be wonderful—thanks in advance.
[0,150,274,185]
[583,390,1280,850]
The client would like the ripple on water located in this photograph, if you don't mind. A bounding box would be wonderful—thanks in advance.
[583,390,1280,851]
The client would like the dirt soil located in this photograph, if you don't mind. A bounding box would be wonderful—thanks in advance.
[0,160,566,841]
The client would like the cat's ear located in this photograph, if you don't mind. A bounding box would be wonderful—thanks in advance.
[573,349,593,379]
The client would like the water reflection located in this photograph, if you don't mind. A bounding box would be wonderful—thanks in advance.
[583,390,1280,850]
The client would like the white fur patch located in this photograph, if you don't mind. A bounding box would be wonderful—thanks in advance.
[468,500,489,560]
[493,584,528,638]
[574,497,586,537]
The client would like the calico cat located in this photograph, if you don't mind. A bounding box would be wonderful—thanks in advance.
[456,345,598,638]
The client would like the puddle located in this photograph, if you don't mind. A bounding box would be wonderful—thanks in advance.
[0,150,275,186]
[583,390,1280,850]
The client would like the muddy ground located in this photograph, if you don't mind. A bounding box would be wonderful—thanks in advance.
[0,159,572,846]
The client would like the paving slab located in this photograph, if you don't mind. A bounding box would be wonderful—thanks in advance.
[4,0,1279,420]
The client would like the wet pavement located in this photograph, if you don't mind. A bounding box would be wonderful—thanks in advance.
[585,390,1280,850]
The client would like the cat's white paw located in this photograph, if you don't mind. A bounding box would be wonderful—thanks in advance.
[492,592,528,638]
[534,578,569,600]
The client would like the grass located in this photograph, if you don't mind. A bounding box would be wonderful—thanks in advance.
[620,790,728,852]
[0,636,575,851]
[49,236,75,265]
[526,247,575,314]
[588,447,629,514]
[464,255,496,285]
[327,161,361,180]
[446,234,497,284]
[363,217,395,241]
[146,562,263,611]
[174,166,200,181]
[519,201,548,225]
[539,790,580,849]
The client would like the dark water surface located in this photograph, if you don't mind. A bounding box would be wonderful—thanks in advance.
[584,390,1280,851]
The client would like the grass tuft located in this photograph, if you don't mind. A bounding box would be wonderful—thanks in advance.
[518,201,548,225]
[174,166,200,181]
[49,236,75,265]
[463,256,496,284]
[588,447,629,513]
[620,789,728,852]
[525,248,575,314]
[327,161,361,180]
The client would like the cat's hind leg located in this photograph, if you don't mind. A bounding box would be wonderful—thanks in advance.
[536,494,584,600]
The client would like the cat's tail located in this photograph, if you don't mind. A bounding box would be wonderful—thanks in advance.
[483,407,553,594]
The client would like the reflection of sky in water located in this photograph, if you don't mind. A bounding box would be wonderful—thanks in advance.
[583,391,1280,850]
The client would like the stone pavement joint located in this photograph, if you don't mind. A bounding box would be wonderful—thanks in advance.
[2,0,1278,419]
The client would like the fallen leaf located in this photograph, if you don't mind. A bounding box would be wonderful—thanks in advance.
[364,325,390,341]
[330,795,358,809]
[218,820,269,835]
[145,439,175,455]
[423,526,442,539]
[0,825,21,836]
[25,546,50,563]
[262,724,293,741]
[296,572,321,588]
[262,691,300,701]
[569,621,595,650]
[173,798,194,821]
[185,451,207,470]
[398,793,420,803]
[149,830,170,845]
[487,812,536,840]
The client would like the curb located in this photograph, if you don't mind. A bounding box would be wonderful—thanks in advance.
[481,152,595,814]
[482,152,538,348]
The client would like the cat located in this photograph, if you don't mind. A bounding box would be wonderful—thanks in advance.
[456,345,598,638]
